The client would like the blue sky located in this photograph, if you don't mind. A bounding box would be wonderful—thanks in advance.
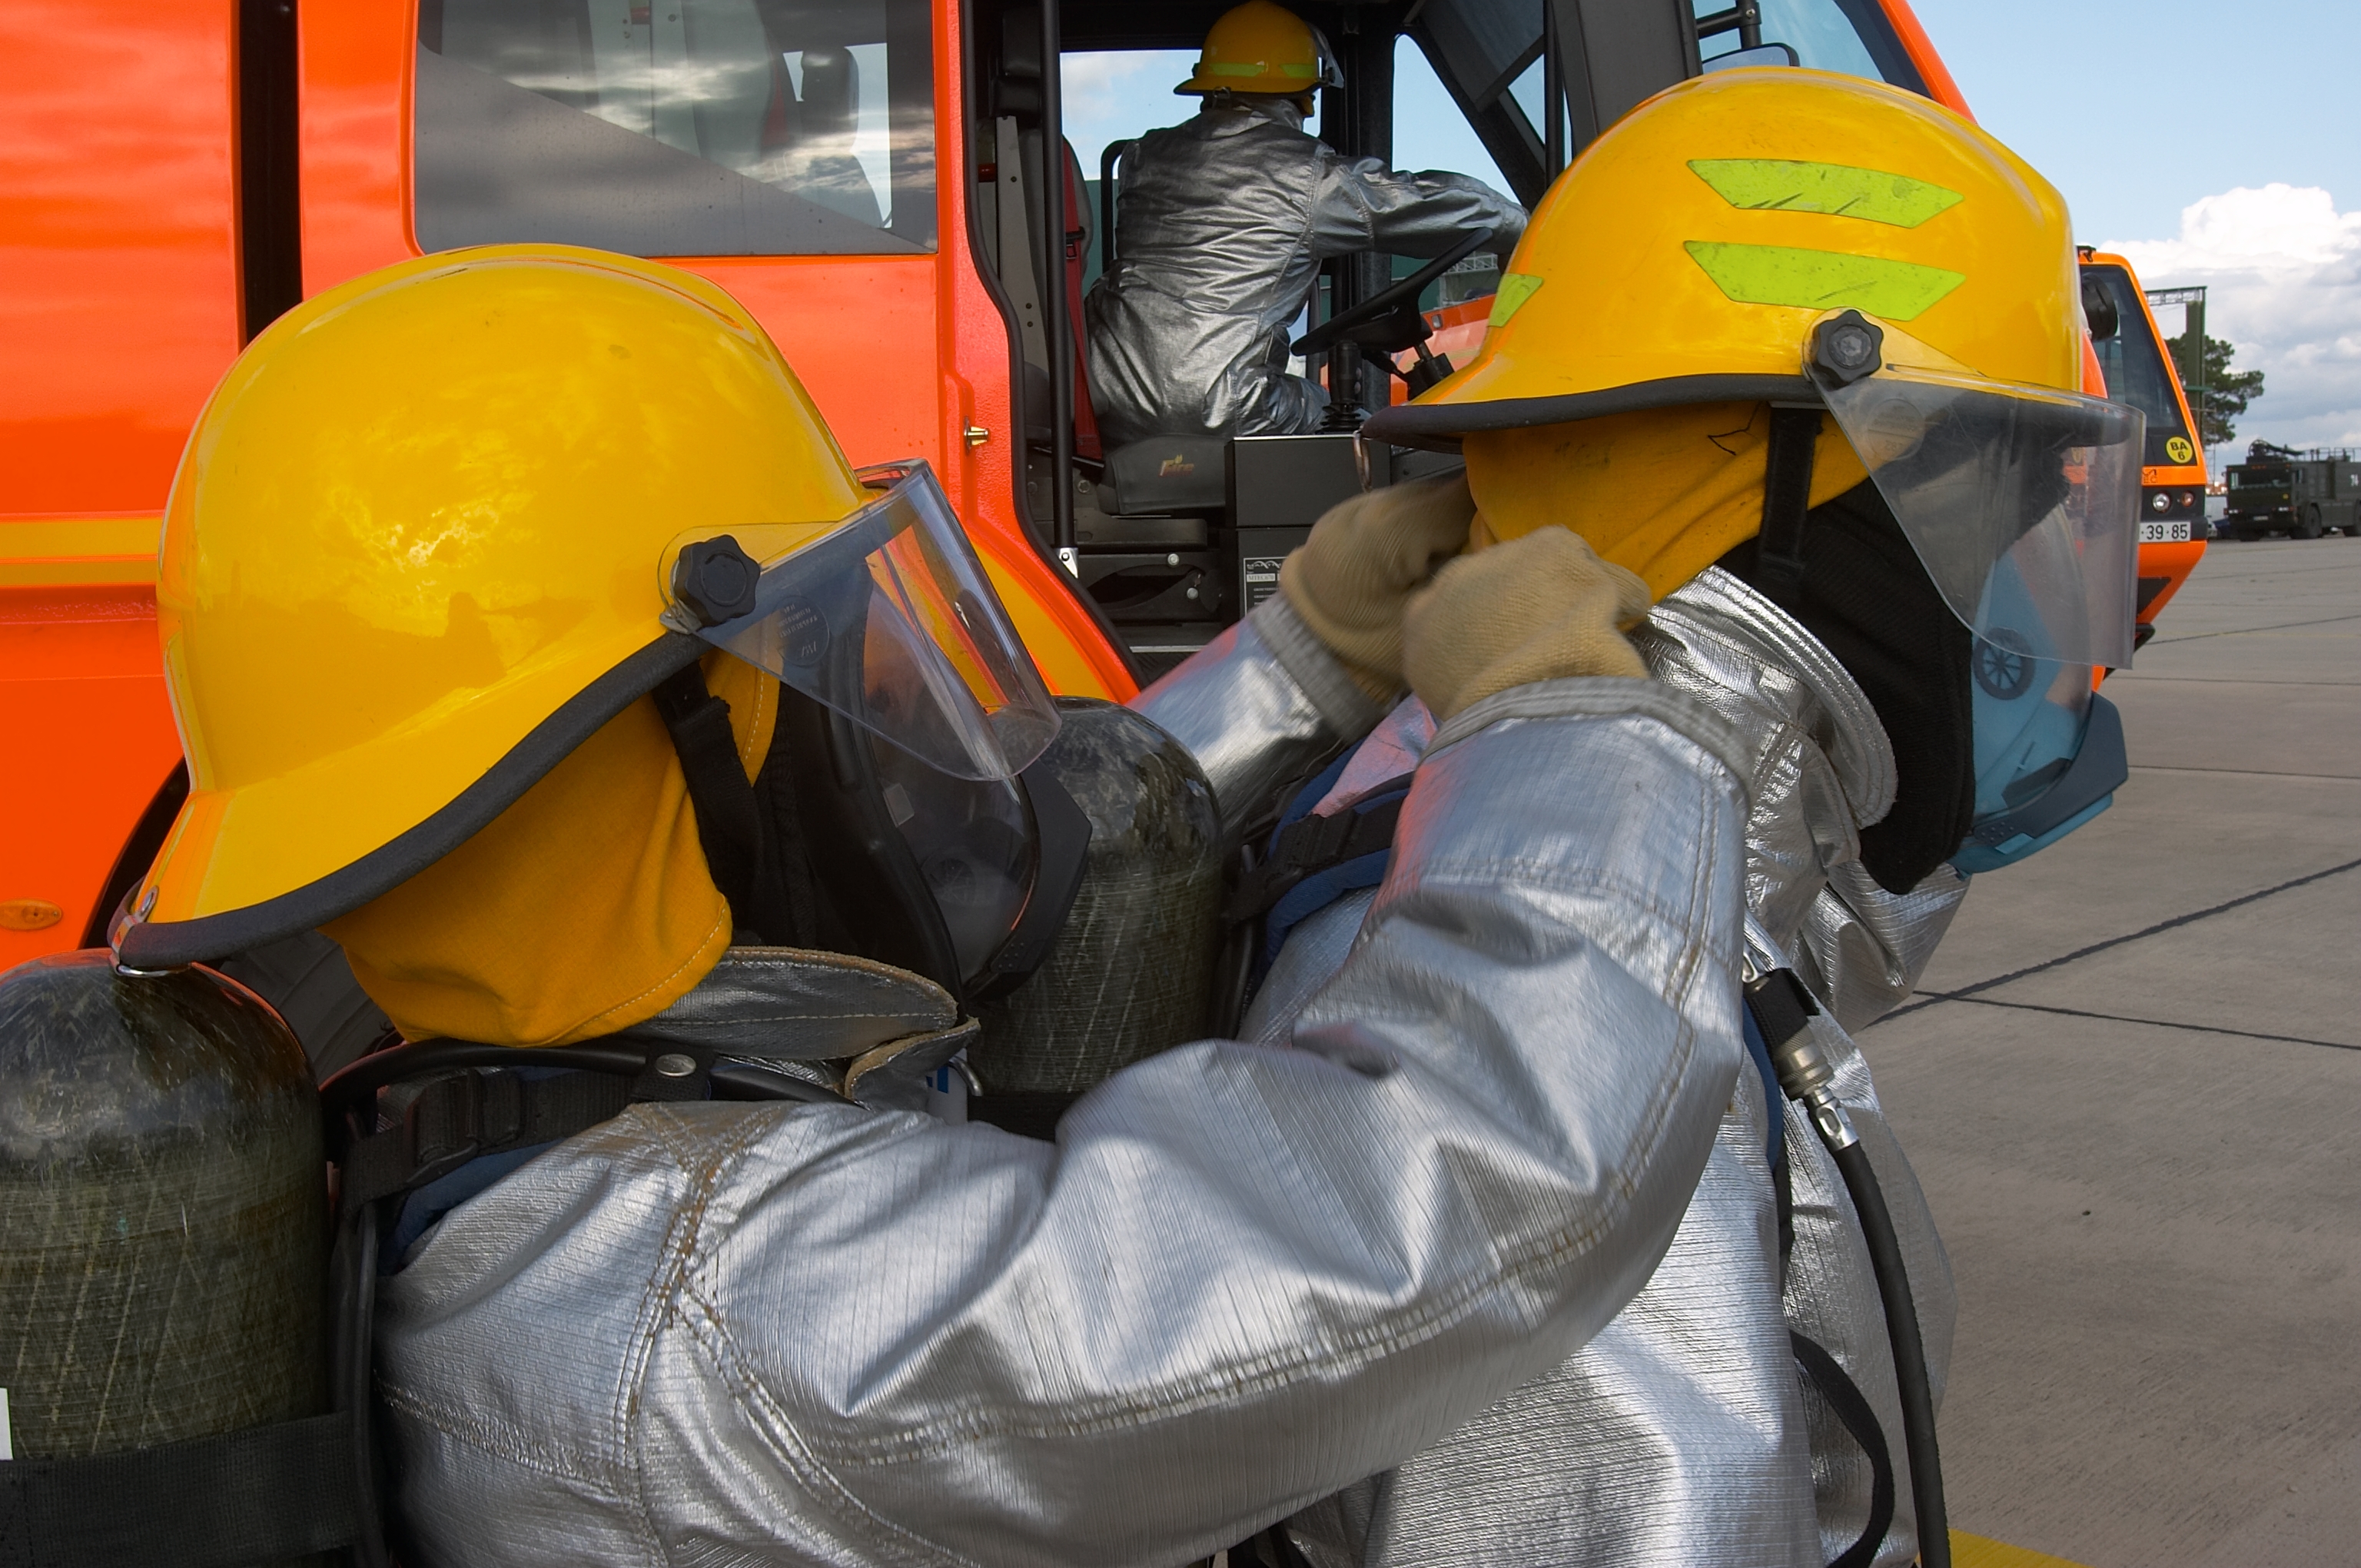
[1912,0,2361,453]
[1065,2,2361,453]
[1910,0,2354,246]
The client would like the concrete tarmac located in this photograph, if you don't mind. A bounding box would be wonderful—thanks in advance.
[1861,537,2361,1566]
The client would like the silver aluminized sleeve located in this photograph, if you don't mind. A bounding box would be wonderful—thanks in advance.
[376,688,1747,1568]
[1131,594,1386,845]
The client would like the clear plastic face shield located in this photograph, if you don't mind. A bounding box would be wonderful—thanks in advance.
[659,462,1065,983]
[662,460,1060,782]
[1806,312,2140,872]
[1951,550,2127,872]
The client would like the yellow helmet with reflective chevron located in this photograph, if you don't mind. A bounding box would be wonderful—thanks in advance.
[1367,67,2082,442]
[1360,67,2090,600]
[1175,1,1341,96]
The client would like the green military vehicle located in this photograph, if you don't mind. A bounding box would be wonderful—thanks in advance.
[2223,440,2361,540]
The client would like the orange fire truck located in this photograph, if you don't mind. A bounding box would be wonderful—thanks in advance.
[2079,248,2210,645]
[3,0,2066,966]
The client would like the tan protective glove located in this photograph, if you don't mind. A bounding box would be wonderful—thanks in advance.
[1278,472,1479,698]
[1403,524,1653,723]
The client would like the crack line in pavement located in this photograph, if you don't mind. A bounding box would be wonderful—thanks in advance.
[2131,763,2361,782]
[1933,994,2361,1054]
[2151,610,2361,644]
[1875,853,2361,1025]
[2114,675,2361,688]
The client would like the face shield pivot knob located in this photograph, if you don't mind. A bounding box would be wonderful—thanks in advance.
[672,537,762,627]
[1811,311,1885,388]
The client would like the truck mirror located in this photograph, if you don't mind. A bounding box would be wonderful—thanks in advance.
[1701,42,1801,72]
[2081,277,2119,341]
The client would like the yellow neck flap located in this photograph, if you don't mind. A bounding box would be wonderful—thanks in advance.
[324,651,774,1047]
[1464,400,1870,597]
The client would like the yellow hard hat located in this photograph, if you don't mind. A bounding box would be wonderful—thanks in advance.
[115,246,872,970]
[1369,68,2083,442]
[1362,68,2101,603]
[1176,0,1340,95]
[1366,67,2140,677]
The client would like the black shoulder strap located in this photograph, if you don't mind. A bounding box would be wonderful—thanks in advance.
[323,1038,848,1218]
[1222,772,1416,925]
[336,1062,635,1214]
[1756,404,1824,609]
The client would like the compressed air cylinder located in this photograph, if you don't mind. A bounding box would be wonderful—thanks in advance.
[974,699,1224,1095]
[0,951,323,1460]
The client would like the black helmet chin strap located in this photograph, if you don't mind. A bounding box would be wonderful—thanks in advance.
[653,662,810,948]
[1755,403,1824,611]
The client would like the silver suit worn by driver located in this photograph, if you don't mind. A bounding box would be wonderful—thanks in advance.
[1211,568,1966,1568]
[375,594,1751,1567]
[1084,97,1525,448]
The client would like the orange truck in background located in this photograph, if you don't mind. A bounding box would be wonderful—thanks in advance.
[0,0,2048,967]
[2077,249,2210,645]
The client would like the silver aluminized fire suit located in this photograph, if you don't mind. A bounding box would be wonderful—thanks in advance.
[1225,566,1966,1568]
[373,593,1755,1566]
[1084,97,1524,449]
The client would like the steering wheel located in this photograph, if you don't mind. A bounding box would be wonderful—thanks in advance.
[1291,227,1497,359]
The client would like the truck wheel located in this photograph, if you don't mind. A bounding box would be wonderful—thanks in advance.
[2297,506,2324,540]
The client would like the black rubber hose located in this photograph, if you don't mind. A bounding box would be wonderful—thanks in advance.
[1791,1331,1896,1568]
[1828,1136,1949,1568]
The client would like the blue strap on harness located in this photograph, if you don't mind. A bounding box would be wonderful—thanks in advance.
[1236,749,1415,987]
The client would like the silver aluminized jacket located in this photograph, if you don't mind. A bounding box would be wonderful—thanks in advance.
[375,596,1752,1567]
[1238,570,1966,1568]
[1084,97,1524,448]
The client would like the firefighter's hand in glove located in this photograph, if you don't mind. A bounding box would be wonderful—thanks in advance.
[1403,524,1652,722]
[1279,472,1478,699]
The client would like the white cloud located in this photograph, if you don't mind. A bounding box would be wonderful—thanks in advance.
[2104,184,2361,455]
[1060,51,1200,174]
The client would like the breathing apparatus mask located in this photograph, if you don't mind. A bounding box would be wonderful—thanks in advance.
[659,461,1087,998]
[1801,311,2140,874]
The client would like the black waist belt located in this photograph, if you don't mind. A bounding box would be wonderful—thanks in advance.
[0,1410,364,1568]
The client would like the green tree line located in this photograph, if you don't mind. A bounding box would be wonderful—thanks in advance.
[2167,331,2265,448]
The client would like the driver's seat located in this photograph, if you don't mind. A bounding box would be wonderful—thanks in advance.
[1081,141,1229,521]
[1100,434,1228,517]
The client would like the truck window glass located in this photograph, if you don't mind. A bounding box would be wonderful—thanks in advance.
[1394,35,1513,306]
[1417,0,1542,121]
[1396,35,1513,196]
[1695,0,1928,93]
[2083,263,2192,466]
[1412,0,1543,164]
[1064,48,1270,294]
[413,0,936,257]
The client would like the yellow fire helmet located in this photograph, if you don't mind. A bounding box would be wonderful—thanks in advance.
[1372,68,2084,440]
[115,246,1061,975]
[1175,0,1341,96]
[1364,66,2137,662]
